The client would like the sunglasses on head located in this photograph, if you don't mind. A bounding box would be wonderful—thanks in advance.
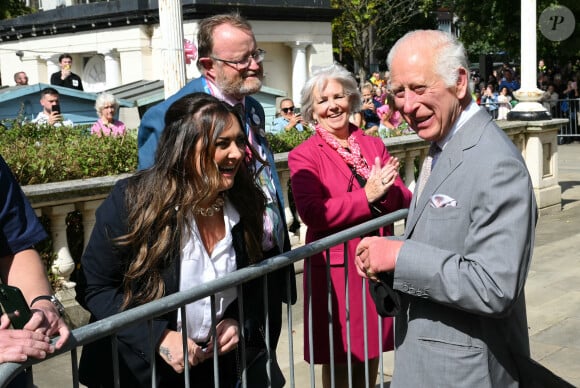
[281,106,295,113]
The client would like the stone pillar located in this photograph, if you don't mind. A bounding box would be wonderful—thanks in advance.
[77,200,103,250]
[43,204,76,289]
[508,0,550,120]
[286,41,311,105]
[404,151,419,192]
[523,119,566,215]
[159,0,186,98]
[102,50,121,89]
[43,55,60,82]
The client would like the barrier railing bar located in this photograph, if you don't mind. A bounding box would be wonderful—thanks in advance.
[325,247,335,388]
[237,285,248,388]
[285,267,296,388]
[0,209,408,386]
[362,279,369,388]
[344,241,353,388]
[148,320,157,388]
[307,258,315,388]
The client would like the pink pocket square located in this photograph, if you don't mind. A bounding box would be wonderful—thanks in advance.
[430,194,458,208]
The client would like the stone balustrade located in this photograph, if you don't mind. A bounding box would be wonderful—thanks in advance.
[21,119,565,290]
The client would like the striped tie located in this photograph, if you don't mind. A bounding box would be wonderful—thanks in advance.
[416,143,441,201]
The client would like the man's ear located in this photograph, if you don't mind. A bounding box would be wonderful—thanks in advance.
[455,67,469,99]
[198,57,214,75]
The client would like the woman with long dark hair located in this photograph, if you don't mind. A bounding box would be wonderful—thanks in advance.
[77,93,267,387]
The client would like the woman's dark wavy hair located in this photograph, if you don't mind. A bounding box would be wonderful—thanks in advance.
[118,92,266,309]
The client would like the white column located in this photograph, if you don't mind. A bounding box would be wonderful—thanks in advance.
[77,200,103,250]
[43,55,60,83]
[508,0,550,120]
[159,0,186,98]
[287,41,311,105]
[103,50,121,89]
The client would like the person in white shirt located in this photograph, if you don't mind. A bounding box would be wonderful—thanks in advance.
[32,87,73,127]
[77,93,272,387]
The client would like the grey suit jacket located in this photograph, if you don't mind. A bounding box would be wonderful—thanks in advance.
[391,108,537,387]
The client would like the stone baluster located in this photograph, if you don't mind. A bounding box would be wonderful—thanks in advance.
[405,151,419,192]
[42,204,76,289]
[77,200,103,250]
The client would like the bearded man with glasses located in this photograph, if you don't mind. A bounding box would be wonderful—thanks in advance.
[136,10,296,368]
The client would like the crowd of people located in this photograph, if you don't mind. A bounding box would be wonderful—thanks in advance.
[13,52,128,135]
[2,12,565,388]
[268,70,409,140]
[473,58,580,123]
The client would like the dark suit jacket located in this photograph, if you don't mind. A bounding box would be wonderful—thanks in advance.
[77,178,268,387]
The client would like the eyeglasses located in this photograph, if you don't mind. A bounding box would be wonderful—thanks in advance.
[210,49,266,70]
[281,106,295,113]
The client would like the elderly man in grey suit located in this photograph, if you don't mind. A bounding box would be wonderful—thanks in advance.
[355,30,537,387]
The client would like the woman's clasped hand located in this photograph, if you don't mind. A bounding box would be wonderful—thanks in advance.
[364,156,400,203]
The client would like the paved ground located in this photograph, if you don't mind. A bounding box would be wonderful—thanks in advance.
[30,143,580,387]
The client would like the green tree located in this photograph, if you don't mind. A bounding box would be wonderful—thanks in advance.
[332,0,432,85]
[0,0,32,20]
[436,0,580,65]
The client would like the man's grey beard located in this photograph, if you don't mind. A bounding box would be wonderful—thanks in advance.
[216,70,263,99]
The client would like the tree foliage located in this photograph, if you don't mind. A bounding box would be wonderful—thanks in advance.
[437,0,580,65]
[332,0,432,85]
[0,0,32,20]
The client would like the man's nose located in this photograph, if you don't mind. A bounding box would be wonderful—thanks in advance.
[402,91,417,113]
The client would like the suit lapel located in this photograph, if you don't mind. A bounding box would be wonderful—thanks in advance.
[405,109,491,235]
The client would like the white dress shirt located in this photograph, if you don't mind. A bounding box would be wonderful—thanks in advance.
[177,198,239,343]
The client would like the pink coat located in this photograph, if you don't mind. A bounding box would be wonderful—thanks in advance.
[90,119,126,137]
[288,126,412,364]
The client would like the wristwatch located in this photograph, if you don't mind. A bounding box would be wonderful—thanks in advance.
[30,295,65,317]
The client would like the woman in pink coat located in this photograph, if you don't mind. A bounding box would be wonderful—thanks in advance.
[288,64,412,388]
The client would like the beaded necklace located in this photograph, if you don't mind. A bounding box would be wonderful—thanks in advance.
[194,196,225,217]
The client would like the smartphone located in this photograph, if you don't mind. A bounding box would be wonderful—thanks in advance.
[0,284,32,329]
[52,103,61,114]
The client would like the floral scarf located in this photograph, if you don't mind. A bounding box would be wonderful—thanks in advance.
[315,124,370,179]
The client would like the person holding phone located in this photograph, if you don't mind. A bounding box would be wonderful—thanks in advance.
[360,82,382,135]
[50,53,84,91]
[269,98,306,134]
[31,87,73,127]
[0,153,70,385]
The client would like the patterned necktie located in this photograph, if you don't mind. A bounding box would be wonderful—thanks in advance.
[416,142,441,201]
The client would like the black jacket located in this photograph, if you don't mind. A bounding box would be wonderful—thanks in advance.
[76,178,271,387]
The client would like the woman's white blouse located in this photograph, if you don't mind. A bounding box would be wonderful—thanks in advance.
[177,198,239,343]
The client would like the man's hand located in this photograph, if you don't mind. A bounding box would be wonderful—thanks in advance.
[286,114,303,131]
[48,111,63,125]
[61,66,71,80]
[27,300,70,349]
[0,313,55,363]
[355,236,403,279]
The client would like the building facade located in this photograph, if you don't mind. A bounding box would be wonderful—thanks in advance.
[1,1,338,114]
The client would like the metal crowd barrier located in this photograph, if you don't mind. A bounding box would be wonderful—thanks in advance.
[479,97,580,142]
[549,98,579,143]
[0,209,409,388]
